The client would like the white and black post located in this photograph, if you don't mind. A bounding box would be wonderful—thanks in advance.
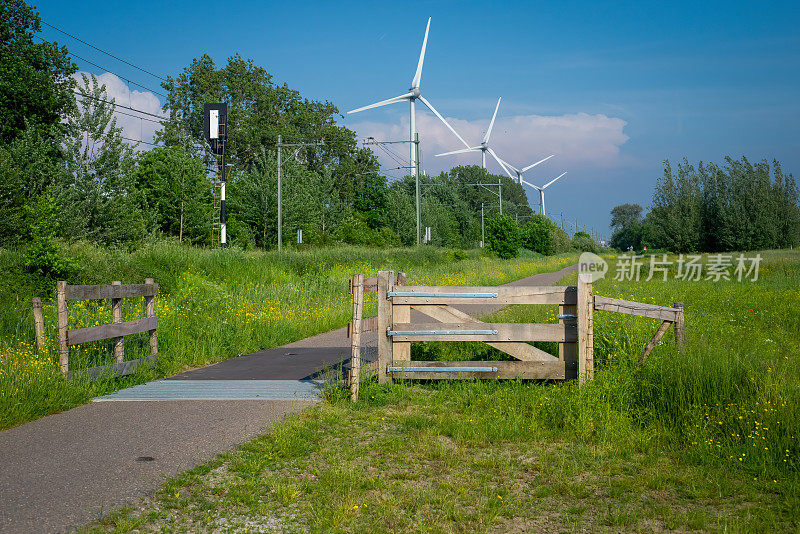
[204,103,228,248]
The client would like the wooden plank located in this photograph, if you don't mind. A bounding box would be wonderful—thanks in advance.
[389,322,575,342]
[347,316,378,337]
[412,304,557,362]
[351,277,378,294]
[391,285,577,306]
[393,305,411,362]
[56,281,69,375]
[389,360,572,380]
[577,273,594,384]
[68,353,158,380]
[68,317,157,346]
[145,278,158,358]
[112,281,124,363]
[65,283,158,301]
[639,320,673,365]
[593,295,678,322]
[558,303,578,380]
[349,274,364,402]
[376,271,392,384]
[32,297,46,353]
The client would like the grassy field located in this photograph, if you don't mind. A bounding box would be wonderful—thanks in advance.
[81,250,800,533]
[0,242,575,430]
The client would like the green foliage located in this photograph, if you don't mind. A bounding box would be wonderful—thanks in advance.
[571,231,600,253]
[0,0,76,145]
[550,225,573,253]
[22,190,78,293]
[645,157,800,252]
[133,146,210,243]
[609,203,644,251]
[486,215,522,258]
[522,214,554,254]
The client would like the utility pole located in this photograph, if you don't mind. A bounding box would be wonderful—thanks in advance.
[560,211,563,231]
[276,135,324,252]
[204,103,228,248]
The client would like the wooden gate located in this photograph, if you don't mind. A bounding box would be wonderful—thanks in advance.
[372,270,595,385]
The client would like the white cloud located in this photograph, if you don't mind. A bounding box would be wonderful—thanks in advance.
[349,111,629,179]
[73,71,164,149]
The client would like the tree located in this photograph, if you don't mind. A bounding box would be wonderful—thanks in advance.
[609,203,644,251]
[58,74,142,244]
[486,215,522,259]
[522,214,553,255]
[133,145,210,243]
[0,0,76,145]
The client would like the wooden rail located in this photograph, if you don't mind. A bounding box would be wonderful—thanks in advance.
[56,279,159,379]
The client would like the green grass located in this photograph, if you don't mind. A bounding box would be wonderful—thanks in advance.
[81,249,800,532]
[0,242,576,429]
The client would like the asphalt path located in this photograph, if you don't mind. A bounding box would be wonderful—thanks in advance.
[0,262,576,533]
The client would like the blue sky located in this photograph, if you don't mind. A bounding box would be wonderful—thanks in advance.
[35,0,800,238]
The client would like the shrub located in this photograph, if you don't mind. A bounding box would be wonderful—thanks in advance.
[522,214,554,255]
[486,215,522,259]
[571,231,600,254]
[551,226,573,253]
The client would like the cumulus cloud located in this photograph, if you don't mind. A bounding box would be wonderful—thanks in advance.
[349,111,629,179]
[73,71,165,149]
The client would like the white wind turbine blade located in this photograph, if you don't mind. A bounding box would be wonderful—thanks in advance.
[348,92,413,114]
[483,97,501,144]
[541,171,568,189]
[521,154,555,173]
[411,17,431,89]
[418,95,471,148]
[495,155,520,175]
[436,146,482,157]
[519,177,542,191]
[487,147,515,179]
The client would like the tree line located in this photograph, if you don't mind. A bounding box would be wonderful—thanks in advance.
[0,0,547,256]
[609,157,800,252]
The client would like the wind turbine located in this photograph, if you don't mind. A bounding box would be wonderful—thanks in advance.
[347,17,470,174]
[434,97,513,178]
[519,171,568,217]
[499,154,555,184]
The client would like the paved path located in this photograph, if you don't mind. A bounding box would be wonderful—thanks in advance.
[0,263,576,533]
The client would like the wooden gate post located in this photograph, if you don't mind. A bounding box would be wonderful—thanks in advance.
[392,273,410,364]
[111,281,124,363]
[577,273,594,385]
[145,278,158,359]
[349,274,364,401]
[32,297,46,353]
[673,302,685,352]
[377,270,393,384]
[56,281,69,375]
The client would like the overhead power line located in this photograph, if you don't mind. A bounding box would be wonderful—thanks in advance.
[33,35,168,98]
[41,20,169,82]
[73,91,171,122]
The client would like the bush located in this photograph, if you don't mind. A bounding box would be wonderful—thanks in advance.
[522,214,553,255]
[23,191,78,294]
[551,226,573,253]
[486,215,522,259]
[571,231,600,254]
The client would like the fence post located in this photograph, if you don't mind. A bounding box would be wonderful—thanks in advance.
[673,302,685,352]
[349,274,364,402]
[111,281,124,363]
[392,273,410,364]
[56,281,69,375]
[577,273,594,385]
[145,278,158,359]
[377,270,393,384]
[32,297,46,353]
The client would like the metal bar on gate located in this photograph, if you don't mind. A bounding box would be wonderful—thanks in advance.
[388,366,498,373]
[387,291,498,298]
[387,328,498,336]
